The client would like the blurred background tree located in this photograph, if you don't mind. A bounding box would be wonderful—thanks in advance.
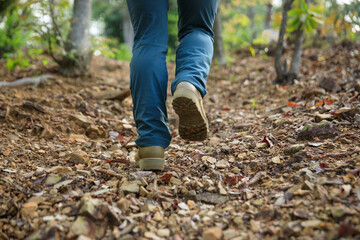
[0,0,359,79]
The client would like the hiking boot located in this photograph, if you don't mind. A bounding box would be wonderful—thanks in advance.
[172,82,209,141]
[134,146,165,170]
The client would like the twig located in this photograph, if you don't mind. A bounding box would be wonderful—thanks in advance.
[148,179,173,202]
[308,152,348,160]
[245,171,263,187]
[334,133,360,142]
[94,89,131,101]
[95,169,121,178]
[123,136,134,148]
[0,175,29,194]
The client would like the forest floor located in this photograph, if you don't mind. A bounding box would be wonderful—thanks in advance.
[0,42,360,240]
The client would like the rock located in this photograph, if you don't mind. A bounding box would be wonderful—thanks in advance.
[40,124,55,139]
[45,174,63,186]
[198,192,229,204]
[68,216,104,239]
[68,134,88,143]
[54,179,73,189]
[204,156,217,164]
[281,106,293,113]
[298,120,337,140]
[187,200,196,209]
[140,203,157,212]
[120,181,140,194]
[314,113,334,123]
[68,196,120,239]
[26,226,61,240]
[355,114,360,124]
[77,236,92,240]
[216,159,230,169]
[334,107,359,122]
[170,177,182,185]
[76,170,91,176]
[301,220,322,228]
[233,216,243,226]
[86,125,106,139]
[293,210,311,219]
[274,196,285,206]
[250,220,261,232]
[178,202,190,211]
[21,202,38,219]
[223,229,238,240]
[284,144,305,155]
[209,137,221,146]
[117,198,131,213]
[302,88,326,99]
[69,150,90,165]
[157,229,170,237]
[271,156,281,164]
[69,114,93,128]
[319,77,340,92]
[27,196,45,204]
[256,142,268,149]
[153,211,163,222]
[355,82,360,92]
[144,231,159,239]
[139,186,149,197]
[48,166,72,174]
[202,228,223,240]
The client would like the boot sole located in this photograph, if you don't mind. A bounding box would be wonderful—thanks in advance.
[173,95,208,141]
[137,158,164,171]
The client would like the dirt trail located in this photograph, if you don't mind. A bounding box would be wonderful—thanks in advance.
[0,43,359,239]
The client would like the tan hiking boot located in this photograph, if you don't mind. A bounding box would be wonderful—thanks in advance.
[134,146,165,170]
[172,82,209,141]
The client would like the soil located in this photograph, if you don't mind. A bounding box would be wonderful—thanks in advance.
[0,42,359,240]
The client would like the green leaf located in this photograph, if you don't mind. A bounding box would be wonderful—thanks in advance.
[249,46,255,57]
[300,0,308,11]
[288,8,304,17]
[305,21,313,31]
[287,19,302,32]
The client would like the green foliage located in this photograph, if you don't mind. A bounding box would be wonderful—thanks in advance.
[323,0,360,39]
[287,0,323,33]
[221,2,268,51]
[113,44,132,61]
[92,37,132,61]
[92,0,126,42]
[4,50,29,70]
[0,8,28,56]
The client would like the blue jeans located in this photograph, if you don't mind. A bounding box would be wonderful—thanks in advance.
[127,0,218,148]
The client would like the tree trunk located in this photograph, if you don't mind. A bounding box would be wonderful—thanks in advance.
[264,3,273,29]
[274,0,293,84]
[122,7,134,51]
[247,5,256,40]
[61,0,92,76]
[213,8,226,66]
[289,27,304,78]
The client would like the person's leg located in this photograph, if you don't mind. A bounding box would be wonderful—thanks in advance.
[172,0,218,141]
[171,0,219,97]
[127,0,171,149]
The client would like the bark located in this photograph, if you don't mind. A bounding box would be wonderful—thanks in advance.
[274,0,294,84]
[289,27,304,77]
[122,7,134,50]
[61,0,92,76]
[265,3,273,29]
[213,8,226,66]
[247,5,256,40]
